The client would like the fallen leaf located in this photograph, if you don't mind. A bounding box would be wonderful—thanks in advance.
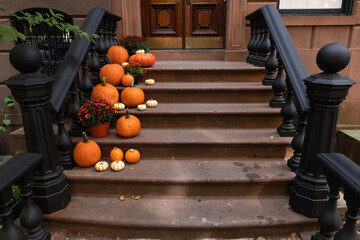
[180,157,184,160]
[131,167,134,170]
[257,83,262,86]
[264,165,268,168]
[176,196,181,198]
[113,200,116,203]
[67,232,80,236]
[171,156,175,160]
[227,203,232,207]
[203,161,208,164]
[134,195,141,200]
[270,136,274,139]
[256,237,265,240]
[119,195,126,201]
[290,233,296,239]
[116,237,121,240]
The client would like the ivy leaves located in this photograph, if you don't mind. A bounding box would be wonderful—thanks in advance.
[0,95,14,132]
[0,7,98,43]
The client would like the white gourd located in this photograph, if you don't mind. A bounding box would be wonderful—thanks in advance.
[113,102,125,111]
[111,161,125,171]
[145,79,155,85]
[137,104,147,111]
[136,49,145,54]
[146,99,158,108]
[121,62,128,67]
[95,161,109,172]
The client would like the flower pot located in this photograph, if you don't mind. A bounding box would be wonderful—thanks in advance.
[89,122,110,138]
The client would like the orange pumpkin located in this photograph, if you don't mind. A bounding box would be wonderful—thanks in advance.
[129,50,156,67]
[73,132,101,167]
[125,149,140,163]
[116,109,141,137]
[121,81,145,107]
[110,147,124,162]
[99,57,124,86]
[91,77,119,105]
[121,74,135,87]
[107,46,129,64]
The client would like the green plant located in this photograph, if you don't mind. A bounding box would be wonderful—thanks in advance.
[0,6,98,44]
[124,63,146,78]
[0,95,14,132]
[10,184,21,204]
[119,35,149,55]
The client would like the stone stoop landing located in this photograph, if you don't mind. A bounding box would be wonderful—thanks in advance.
[9,60,319,238]
[150,49,226,61]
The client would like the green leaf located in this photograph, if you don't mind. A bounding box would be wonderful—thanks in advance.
[0,126,6,132]
[6,103,14,107]
[2,119,10,126]
[4,96,13,103]
[49,8,55,16]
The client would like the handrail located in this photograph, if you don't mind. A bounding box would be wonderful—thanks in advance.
[50,7,121,112]
[246,5,310,114]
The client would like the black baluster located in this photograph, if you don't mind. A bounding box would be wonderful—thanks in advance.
[111,20,119,46]
[287,112,308,172]
[262,38,277,85]
[246,20,256,64]
[95,23,108,68]
[88,42,101,86]
[277,79,297,137]
[269,57,286,108]
[253,21,265,66]
[258,26,271,67]
[250,20,261,65]
[79,54,93,103]
[312,175,342,240]
[334,190,360,240]
[0,187,26,240]
[103,18,111,49]
[55,103,75,170]
[68,76,84,137]
[19,174,51,240]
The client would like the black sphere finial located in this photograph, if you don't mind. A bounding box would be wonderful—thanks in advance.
[316,43,350,73]
[9,44,42,73]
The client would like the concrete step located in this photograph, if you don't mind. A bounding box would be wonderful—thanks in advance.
[112,103,281,129]
[70,128,292,159]
[150,49,226,61]
[65,159,294,197]
[143,61,266,83]
[43,194,318,239]
[118,82,274,103]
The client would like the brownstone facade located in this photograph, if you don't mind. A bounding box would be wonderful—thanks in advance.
[0,0,359,128]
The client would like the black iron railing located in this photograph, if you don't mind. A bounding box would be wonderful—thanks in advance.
[0,153,50,240]
[5,7,121,215]
[245,4,356,219]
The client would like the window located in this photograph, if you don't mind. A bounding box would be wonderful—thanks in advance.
[277,0,354,15]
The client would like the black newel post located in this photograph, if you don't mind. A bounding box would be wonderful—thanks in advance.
[4,44,71,214]
[289,43,355,218]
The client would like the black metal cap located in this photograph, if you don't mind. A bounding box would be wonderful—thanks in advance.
[9,44,42,73]
[316,43,350,73]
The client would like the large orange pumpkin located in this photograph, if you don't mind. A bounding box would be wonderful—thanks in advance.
[99,57,124,86]
[116,109,141,137]
[129,50,156,67]
[73,132,101,167]
[121,81,145,107]
[121,74,135,87]
[107,46,129,64]
[91,77,119,105]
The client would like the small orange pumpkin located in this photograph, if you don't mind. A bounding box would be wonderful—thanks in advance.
[129,50,156,67]
[116,109,141,137]
[107,46,129,64]
[121,74,135,87]
[121,81,145,107]
[91,77,119,105]
[73,132,101,167]
[110,147,124,162]
[125,149,140,163]
[99,57,124,86]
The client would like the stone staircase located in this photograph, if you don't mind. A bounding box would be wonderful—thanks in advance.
[10,60,319,239]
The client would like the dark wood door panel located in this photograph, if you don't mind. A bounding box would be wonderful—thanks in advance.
[150,3,179,35]
[191,3,219,35]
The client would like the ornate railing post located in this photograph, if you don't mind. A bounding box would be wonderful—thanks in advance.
[269,57,286,108]
[262,39,277,86]
[277,78,297,137]
[289,43,355,218]
[4,44,71,214]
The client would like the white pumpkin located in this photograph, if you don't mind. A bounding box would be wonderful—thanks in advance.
[95,161,109,172]
[114,102,125,111]
[137,104,147,111]
[145,79,155,85]
[136,49,146,54]
[146,99,158,108]
[121,62,128,68]
[111,161,125,171]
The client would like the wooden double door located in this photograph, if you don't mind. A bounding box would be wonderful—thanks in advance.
[141,0,226,49]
